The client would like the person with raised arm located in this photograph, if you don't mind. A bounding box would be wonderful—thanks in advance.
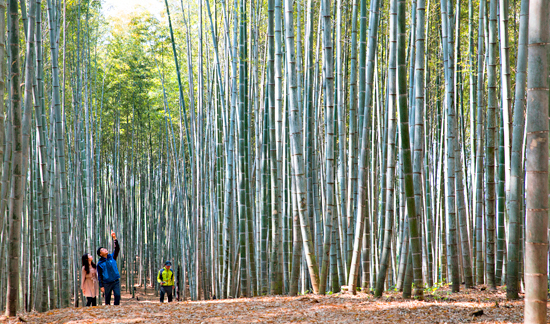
[96,230,121,305]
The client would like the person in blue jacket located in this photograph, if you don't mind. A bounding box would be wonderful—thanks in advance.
[96,230,121,305]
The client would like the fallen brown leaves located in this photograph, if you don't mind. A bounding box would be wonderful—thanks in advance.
[1,286,545,324]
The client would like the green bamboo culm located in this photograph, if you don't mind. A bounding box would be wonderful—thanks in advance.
[242,0,258,298]
[345,0,359,276]
[475,0,486,286]
[163,0,193,162]
[412,0,428,291]
[285,0,318,297]
[375,0,398,297]
[396,1,425,298]
[268,0,284,296]
[485,0,498,290]
[319,0,336,295]
[347,0,381,294]
[523,0,549,321]
[46,0,71,306]
[496,111,505,286]
[238,0,249,297]
[506,0,528,300]
[5,0,23,315]
[440,0,460,293]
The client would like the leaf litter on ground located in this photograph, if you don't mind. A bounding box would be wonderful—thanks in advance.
[0,285,545,323]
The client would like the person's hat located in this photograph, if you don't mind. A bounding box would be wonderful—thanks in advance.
[165,260,172,266]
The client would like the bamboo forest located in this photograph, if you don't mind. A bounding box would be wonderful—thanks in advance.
[0,0,548,322]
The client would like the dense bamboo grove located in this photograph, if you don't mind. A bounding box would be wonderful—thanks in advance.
[0,0,549,322]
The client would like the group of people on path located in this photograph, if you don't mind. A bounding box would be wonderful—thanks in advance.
[80,230,175,306]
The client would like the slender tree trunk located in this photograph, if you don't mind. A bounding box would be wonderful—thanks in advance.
[396,0,424,299]
[268,0,284,295]
[441,0,460,293]
[523,0,549,321]
[506,0,528,300]
[319,0,336,295]
[348,0,381,294]
[284,0,320,294]
[5,0,22,316]
[46,0,70,306]
[375,0,398,297]
[485,0,498,289]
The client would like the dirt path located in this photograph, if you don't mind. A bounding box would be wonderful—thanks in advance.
[0,286,542,323]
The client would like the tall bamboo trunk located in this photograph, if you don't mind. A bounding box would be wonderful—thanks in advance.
[441,0,460,292]
[46,0,70,306]
[5,0,22,316]
[506,0,528,300]
[474,0,486,286]
[284,0,321,294]
[347,0,381,294]
[375,0,398,297]
[268,0,284,295]
[485,0,498,289]
[345,0,359,276]
[319,0,336,295]
[523,0,549,321]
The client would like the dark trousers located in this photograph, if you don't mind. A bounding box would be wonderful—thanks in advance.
[86,297,97,307]
[103,279,121,305]
[160,285,173,303]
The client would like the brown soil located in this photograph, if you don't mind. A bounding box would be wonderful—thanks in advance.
[0,285,543,323]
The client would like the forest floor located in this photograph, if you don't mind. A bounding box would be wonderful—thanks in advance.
[0,284,543,323]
